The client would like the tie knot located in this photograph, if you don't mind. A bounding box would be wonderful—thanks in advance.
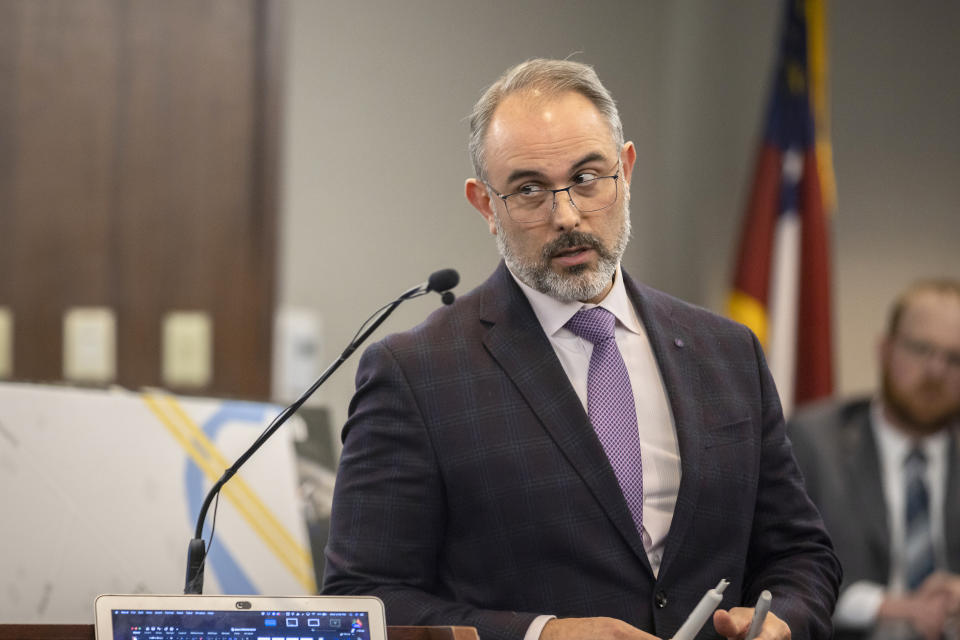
[905,446,928,471]
[566,307,616,344]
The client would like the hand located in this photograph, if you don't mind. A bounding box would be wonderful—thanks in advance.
[917,571,960,615]
[541,617,661,640]
[713,607,790,640]
[878,591,951,640]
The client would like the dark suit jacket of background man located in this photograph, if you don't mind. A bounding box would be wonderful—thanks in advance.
[323,263,840,640]
[789,397,960,640]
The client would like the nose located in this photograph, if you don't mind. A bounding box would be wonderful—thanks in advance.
[550,188,581,231]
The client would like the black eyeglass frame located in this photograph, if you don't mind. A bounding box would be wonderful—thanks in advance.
[484,164,622,223]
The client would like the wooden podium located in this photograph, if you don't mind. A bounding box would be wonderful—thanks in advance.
[0,625,479,640]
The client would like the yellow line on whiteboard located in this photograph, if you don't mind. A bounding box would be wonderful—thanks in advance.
[162,396,310,563]
[143,393,316,592]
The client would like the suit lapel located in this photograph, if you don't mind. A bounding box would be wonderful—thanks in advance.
[621,274,705,579]
[847,409,891,573]
[478,264,651,568]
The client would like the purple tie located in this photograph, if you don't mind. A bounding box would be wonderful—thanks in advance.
[566,307,644,533]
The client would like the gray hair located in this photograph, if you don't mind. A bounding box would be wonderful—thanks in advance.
[468,58,624,181]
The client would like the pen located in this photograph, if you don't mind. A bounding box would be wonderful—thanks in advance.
[670,579,729,640]
[745,590,772,640]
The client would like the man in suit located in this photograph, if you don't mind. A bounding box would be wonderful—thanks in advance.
[323,59,840,640]
[790,280,960,640]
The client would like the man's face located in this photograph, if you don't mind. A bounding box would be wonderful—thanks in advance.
[880,291,960,435]
[465,90,636,303]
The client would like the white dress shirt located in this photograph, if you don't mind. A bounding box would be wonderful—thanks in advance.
[834,399,950,629]
[510,265,682,640]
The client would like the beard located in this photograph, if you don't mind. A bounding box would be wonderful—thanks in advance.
[494,195,632,303]
[882,369,960,435]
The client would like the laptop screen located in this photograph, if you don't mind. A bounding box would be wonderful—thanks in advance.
[96,596,384,640]
[107,607,370,640]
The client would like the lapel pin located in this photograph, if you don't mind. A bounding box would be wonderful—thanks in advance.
[674,338,685,348]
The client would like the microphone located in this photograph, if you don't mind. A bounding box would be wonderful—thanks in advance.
[183,268,459,594]
[428,268,459,294]
[400,268,460,303]
[429,269,459,305]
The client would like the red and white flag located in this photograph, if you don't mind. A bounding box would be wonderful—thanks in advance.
[727,0,835,414]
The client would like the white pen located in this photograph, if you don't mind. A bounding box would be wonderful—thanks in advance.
[745,590,772,640]
[670,579,729,640]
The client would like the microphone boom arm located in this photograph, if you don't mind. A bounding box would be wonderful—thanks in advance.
[184,270,458,594]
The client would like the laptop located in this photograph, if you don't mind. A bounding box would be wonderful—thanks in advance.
[94,595,386,640]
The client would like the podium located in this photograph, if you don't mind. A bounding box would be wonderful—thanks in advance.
[0,626,479,640]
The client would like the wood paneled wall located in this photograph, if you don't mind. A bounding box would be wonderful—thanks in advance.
[0,0,282,398]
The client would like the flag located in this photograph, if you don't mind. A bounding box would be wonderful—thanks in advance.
[727,0,835,415]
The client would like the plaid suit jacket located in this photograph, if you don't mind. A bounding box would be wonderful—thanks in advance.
[323,263,840,640]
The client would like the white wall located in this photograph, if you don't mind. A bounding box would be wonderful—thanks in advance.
[829,2,960,396]
[279,0,960,439]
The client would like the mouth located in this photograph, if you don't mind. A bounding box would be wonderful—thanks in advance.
[550,245,595,267]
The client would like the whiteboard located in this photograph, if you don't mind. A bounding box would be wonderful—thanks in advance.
[0,382,315,623]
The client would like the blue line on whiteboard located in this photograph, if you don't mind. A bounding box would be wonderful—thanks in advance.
[185,401,276,594]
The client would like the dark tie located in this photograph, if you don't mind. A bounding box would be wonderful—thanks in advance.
[566,307,644,533]
[904,446,935,591]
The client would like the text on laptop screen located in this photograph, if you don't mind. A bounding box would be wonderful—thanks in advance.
[109,608,371,640]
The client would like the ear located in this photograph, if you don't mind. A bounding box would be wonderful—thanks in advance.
[465,178,498,235]
[619,141,637,186]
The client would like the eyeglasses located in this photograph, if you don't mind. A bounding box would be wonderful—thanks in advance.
[894,334,960,371]
[486,166,621,224]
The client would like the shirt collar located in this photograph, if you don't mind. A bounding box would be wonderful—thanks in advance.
[508,264,643,337]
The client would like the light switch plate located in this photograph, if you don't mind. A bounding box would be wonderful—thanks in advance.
[63,307,116,383]
[0,307,12,379]
[162,311,212,388]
